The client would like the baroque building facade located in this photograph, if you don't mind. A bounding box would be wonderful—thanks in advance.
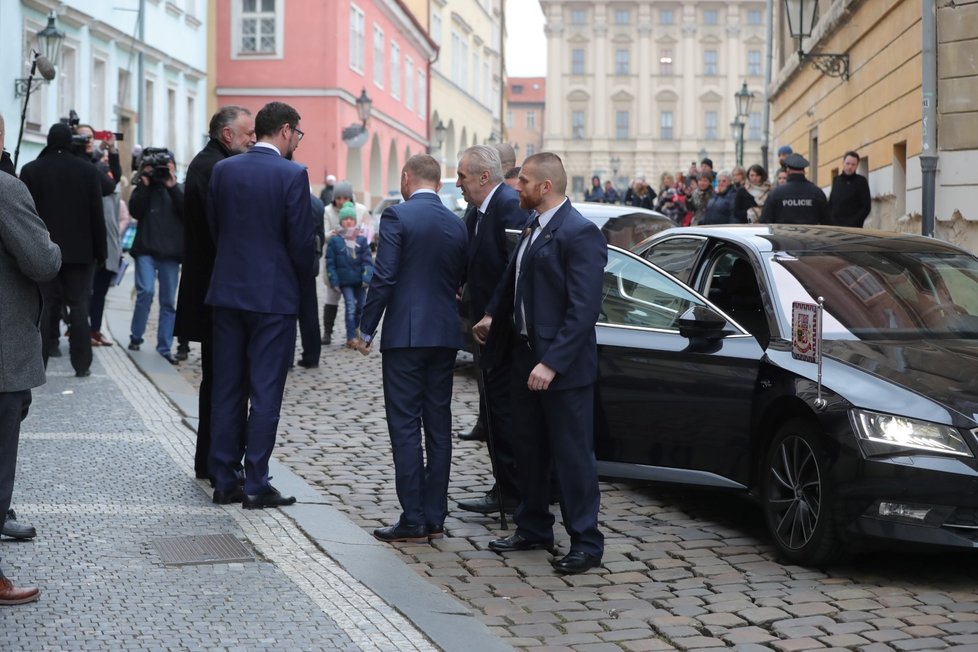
[506,77,545,162]
[540,0,768,198]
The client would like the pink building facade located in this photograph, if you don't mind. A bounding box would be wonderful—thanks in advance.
[215,0,436,206]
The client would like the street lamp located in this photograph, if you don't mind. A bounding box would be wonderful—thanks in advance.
[342,88,373,148]
[783,0,850,80]
[355,88,373,125]
[433,120,447,152]
[730,121,745,167]
[610,155,621,180]
[733,82,754,167]
[14,11,63,98]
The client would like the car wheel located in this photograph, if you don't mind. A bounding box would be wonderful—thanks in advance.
[763,419,845,565]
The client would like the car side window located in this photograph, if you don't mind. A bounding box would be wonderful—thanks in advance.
[641,237,707,284]
[601,250,705,330]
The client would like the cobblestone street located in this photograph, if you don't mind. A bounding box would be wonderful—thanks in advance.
[162,291,978,652]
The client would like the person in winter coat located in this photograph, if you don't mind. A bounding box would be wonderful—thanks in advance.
[701,172,738,225]
[583,175,604,202]
[734,164,771,224]
[325,202,374,349]
[687,173,715,226]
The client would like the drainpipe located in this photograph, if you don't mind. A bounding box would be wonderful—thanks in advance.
[921,0,938,237]
[761,0,774,173]
[136,0,145,146]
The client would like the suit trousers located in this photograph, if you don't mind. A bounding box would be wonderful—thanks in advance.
[296,275,321,365]
[381,347,457,529]
[41,262,96,374]
[209,308,296,495]
[509,340,604,557]
[472,343,519,500]
[194,314,247,480]
[0,390,31,575]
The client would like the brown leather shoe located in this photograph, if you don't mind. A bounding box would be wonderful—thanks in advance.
[0,576,40,605]
[91,331,114,346]
[345,339,358,349]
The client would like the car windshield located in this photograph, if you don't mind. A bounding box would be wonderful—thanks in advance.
[767,249,978,339]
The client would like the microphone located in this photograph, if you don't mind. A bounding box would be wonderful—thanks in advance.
[34,54,56,81]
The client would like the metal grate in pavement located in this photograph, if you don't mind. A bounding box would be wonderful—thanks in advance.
[152,533,255,566]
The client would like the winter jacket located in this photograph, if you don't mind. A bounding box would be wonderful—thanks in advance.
[128,182,185,260]
[325,234,373,288]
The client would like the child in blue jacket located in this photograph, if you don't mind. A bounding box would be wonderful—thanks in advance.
[325,202,374,348]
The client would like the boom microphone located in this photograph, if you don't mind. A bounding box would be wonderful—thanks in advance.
[35,55,56,81]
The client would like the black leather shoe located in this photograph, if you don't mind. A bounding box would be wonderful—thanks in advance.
[551,551,602,575]
[373,522,428,543]
[47,343,62,358]
[2,510,36,540]
[488,533,554,554]
[212,487,243,504]
[242,486,296,509]
[458,423,487,442]
[297,360,319,369]
[427,525,446,540]
[75,369,91,377]
[457,492,518,515]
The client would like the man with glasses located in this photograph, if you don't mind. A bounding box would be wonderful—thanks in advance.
[205,102,317,509]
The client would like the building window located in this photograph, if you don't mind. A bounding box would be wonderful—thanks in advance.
[373,25,384,88]
[506,110,513,128]
[659,49,673,76]
[460,41,469,90]
[418,69,426,118]
[747,9,762,25]
[526,143,536,156]
[472,52,479,97]
[91,58,107,127]
[240,0,277,54]
[572,110,585,140]
[349,5,365,73]
[186,95,196,161]
[615,49,630,75]
[391,41,400,99]
[483,61,490,104]
[405,57,414,110]
[571,9,586,25]
[431,12,441,45]
[167,87,177,156]
[451,32,461,85]
[615,9,630,25]
[748,111,761,140]
[660,111,674,140]
[58,46,77,122]
[526,111,536,129]
[705,111,718,140]
[703,9,718,25]
[660,9,673,25]
[704,49,718,76]
[616,111,629,140]
[144,78,155,143]
[571,48,585,75]
[747,50,762,76]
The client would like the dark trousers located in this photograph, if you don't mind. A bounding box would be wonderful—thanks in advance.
[41,262,96,374]
[88,266,115,334]
[209,308,296,496]
[0,390,31,575]
[381,347,457,529]
[510,341,604,557]
[473,344,519,500]
[297,276,320,365]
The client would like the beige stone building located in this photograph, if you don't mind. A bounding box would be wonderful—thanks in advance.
[426,0,505,176]
[770,0,978,250]
[506,77,545,162]
[540,0,769,198]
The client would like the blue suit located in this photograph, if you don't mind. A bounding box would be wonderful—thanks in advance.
[485,199,607,557]
[205,145,316,495]
[360,190,468,530]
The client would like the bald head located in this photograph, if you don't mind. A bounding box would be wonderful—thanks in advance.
[523,153,567,195]
[518,152,568,212]
[493,142,516,172]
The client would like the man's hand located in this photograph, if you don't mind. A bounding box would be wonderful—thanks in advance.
[354,328,372,356]
[472,315,492,345]
[527,363,556,391]
[165,161,177,188]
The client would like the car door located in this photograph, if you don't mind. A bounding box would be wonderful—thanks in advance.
[595,247,764,488]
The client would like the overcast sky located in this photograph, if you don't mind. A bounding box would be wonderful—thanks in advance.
[504,0,546,77]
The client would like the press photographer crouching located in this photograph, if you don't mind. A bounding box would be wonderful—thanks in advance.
[127,148,185,364]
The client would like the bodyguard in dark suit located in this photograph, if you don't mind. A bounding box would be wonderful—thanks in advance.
[206,102,316,508]
[454,145,529,515]
[474,152,607,575]
[175,105,255,481]
[356,154,468,543]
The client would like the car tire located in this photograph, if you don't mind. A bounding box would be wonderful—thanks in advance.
[763,419,845,566]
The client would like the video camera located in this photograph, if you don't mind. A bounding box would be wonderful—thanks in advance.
[59,109,124,152]
[139,147,174,185]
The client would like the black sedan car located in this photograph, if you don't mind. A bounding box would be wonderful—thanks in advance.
[596,225,978,565]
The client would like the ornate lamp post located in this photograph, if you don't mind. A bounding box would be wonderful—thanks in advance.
[734,82,754,167]
[342,88,373,149]
[14,11,64,98]
[783,0,849,80]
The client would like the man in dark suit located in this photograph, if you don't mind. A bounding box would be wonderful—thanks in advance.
[206,101,316,508]
[473,152,607,575]
[356,154,468,543]
[455,145,528,516]
[175,105,255,481]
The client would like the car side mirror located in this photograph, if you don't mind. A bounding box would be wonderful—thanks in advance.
[678,305,730,340]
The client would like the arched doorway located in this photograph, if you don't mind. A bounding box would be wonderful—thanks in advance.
[386,139,399,195]
[345,146,363,199]
[368,134,382,208]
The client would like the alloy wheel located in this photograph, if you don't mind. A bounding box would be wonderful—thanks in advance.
[767,434,822,551]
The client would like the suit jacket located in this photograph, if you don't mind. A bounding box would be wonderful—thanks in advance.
[464,183,530,321]
[175,138,230,340]
[0,174,62,391]
[359,191,468,352]
[205,145,316,315]
[484,200,607,390]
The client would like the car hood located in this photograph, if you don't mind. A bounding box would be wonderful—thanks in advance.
[824,339,978,422]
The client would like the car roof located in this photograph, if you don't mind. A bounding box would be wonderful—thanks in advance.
[645,224,971,256]
[573,201,671,222]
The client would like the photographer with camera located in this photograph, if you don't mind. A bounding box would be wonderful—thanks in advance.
[127,148,184,364]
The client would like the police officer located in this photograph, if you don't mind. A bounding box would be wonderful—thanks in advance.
[760,153,828,225]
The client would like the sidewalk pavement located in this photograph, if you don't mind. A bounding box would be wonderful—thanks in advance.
[0,281,511,651]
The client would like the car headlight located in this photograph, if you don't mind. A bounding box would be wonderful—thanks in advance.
[850,409,973,458]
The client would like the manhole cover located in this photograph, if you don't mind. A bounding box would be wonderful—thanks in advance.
[152,533,255,566]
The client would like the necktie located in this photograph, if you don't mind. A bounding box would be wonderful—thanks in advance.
[474,210,485,237]
[514,212,540,335]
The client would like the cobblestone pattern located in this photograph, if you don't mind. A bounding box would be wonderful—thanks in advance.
[0,337,435,651]
[165,290,978,652]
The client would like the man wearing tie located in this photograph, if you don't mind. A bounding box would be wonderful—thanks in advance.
[357,154,468,543]
[455,145,528,515]
[473,152,607,574]
[206,101,316,508]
